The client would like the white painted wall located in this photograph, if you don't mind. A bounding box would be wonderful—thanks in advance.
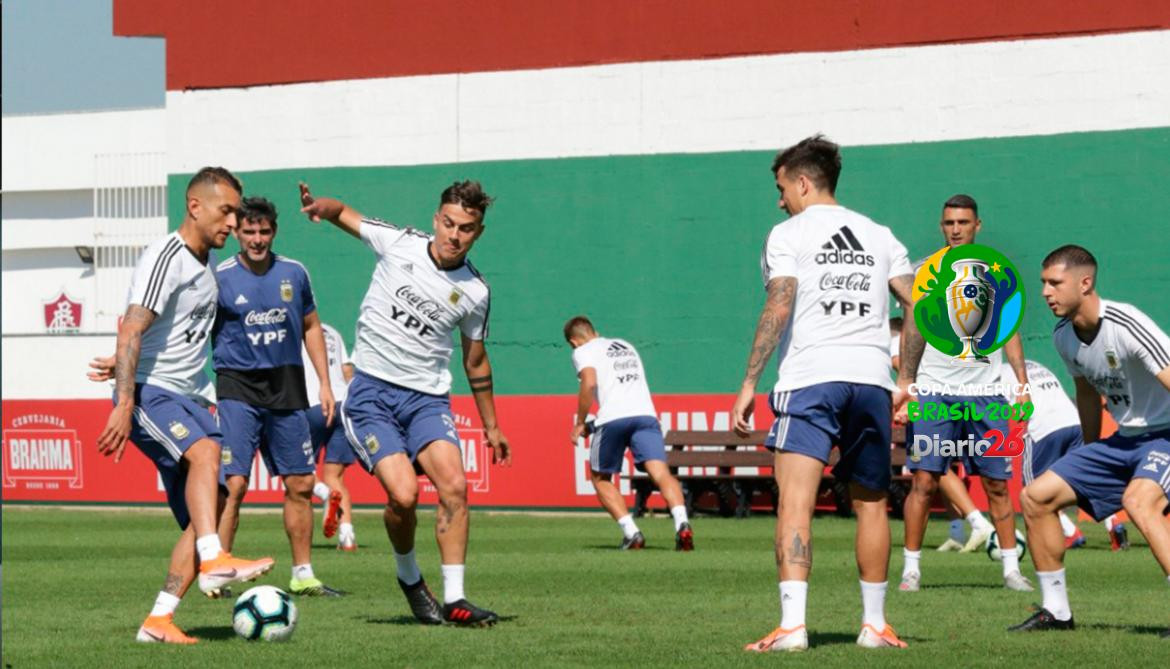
[165,31,1170,173]
[1,335,117,399]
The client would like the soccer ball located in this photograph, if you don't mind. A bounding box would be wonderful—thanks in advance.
[232,585,298,641]
[986,529,1027,561]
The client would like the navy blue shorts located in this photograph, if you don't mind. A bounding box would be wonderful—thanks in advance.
[906,393,1012,480]
[119,384,224,529]
[1048,428,1170,521]
[1023,425,1084,484]
[765,382,892,491]
[340,371,460,472]
[306,403,356,466]
[590,415,667,475]
[218,399,314,478]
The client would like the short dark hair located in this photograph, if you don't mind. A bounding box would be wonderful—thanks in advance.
[771,134,842,193]
[440,180,494,217]
[563,315,596,342]
[1043,244,1098,273]
[186,166,242,197]
[238,196,278,228]
[943,194,979,216]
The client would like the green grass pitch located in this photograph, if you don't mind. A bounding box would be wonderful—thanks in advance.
[3,506,1168,667]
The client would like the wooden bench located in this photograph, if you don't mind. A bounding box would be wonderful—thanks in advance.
[631,425,910,518]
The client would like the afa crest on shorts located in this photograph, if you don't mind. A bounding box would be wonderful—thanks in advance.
[364,434,380,454]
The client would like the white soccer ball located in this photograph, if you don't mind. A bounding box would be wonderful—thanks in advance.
[232,585,298,641]
[986,529,1027,561]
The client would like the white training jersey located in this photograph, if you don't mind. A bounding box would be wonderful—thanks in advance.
[571,337,657,426]
[126,232,218,403]
[350,219,491,395]
[302,322,352,404]
[761,204,912,392]
[1000,360,1079,441]
[1054,299,1170,437]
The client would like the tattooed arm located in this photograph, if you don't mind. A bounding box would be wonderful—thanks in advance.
[889,274,924,423]
[462,334,511,465]
[97,305,156,461]
[732,276,797,435]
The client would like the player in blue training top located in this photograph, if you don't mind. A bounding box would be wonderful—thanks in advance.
[211,196,340,597]
[1011,245,1170,636]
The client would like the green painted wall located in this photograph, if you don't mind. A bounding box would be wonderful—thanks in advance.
[170,127,1170,395]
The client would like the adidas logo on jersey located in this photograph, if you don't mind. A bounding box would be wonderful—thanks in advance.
[816,226,875,266]
[403,263,414,274]
[606,341,635,358]
[235,294,248,305]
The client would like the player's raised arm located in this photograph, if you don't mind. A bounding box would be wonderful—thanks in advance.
[572,367,598,445]
[462,334,511,465]
[1072,376,1103,444]
[97,304,156,461]
[299,182,365,239]
[732,276,797,435]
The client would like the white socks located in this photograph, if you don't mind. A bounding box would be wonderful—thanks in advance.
[441,564,465,604]
[339,522,355,542]
[1037,569,1071,620]
[292,563,315,581]
[616,514,640,539]
[150,591,181,617]
[1001,546,1021,575]
[670,505,689,531]
[195,534,224,562]
[860,580,887,630]
[778,580,808,629]
[902,548,921,576]
[1058,511,1078,538]
[395,549,421,585]
[966,510,992,532]
[313,481,331,501]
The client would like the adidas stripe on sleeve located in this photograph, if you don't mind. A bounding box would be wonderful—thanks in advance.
[1105,304,1170,374]
[128,235,184,314]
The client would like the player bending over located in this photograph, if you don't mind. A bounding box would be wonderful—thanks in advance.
[1011,245,1170,635]
[564,316,694,551]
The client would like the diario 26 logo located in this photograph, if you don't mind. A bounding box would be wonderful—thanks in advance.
[912,244,1025,366]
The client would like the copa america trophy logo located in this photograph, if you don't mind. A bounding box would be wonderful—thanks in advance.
[946,259,996,366]
[913,245,1024,363]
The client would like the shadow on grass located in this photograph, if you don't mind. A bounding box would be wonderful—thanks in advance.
[585,545,671,551]
[920,583,1002,590]
[365,614,520,626]
[186,626,241,641]
[808,632,864,646]
[1082,622,1168,636]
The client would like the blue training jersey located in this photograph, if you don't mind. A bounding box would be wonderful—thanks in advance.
[212,253,316,409]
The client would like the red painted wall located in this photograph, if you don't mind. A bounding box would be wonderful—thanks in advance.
[115,0,1170,91]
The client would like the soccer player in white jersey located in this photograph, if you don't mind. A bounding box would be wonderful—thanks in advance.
[901,195,1033,593]
[303,321,359,551]
[1012,245,1170,634]
[733,135,924,651]
[300,180,510,627]
[94,167,274,643]
[563,316,693,551]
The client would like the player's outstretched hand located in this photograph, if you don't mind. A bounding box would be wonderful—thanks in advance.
[87,355,115,382]
[299,182,343,223]
[97,404,132,463]
[732,386,756,436]
[487,426,511,466]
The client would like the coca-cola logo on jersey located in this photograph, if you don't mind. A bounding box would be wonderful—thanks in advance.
[819,272,872,292]
[189,302,216,321]
[395,285,448,322]
[245,308,289,326]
